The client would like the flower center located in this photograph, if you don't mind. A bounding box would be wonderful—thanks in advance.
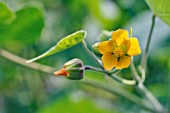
[113,47,125,57]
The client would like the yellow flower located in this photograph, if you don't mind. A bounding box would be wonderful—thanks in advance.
[98,29,141,70]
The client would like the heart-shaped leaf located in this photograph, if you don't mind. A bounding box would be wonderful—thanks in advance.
[0,2,15,26]
[145,0,170,26]
[27,30,87,63]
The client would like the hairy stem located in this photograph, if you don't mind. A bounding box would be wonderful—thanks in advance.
[130,58,141,82]
[0,49,55,73]
[134,15,164,112]
[82,40,104,69]
[85,66,136,86]
[140,15,156,82]
[81,80,161,113]
[137,83,164,112]
[0,49,164,112]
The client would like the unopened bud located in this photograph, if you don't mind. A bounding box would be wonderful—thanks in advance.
[54,59,84,80]
[92,42,102,57]
[98,30,112,41]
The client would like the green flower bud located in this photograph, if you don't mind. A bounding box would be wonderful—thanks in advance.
[92,42,102,57]
[98,30,112,41]
[54,59,84,80]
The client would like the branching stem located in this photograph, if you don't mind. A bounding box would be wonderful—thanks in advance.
[85,66,136,86]
[81,80,162,113]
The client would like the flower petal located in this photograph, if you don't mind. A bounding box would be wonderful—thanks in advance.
[127,37,141,56]
[112,29,128,45]
[102,54,117,71]
[54,68,68,76]
[116,56,131,69]
[98,40,115,55]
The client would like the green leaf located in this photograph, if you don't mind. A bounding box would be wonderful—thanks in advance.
[0,6,44,46]
[27,30,87,63]
[0,2,15,26]
[145,0,170,26]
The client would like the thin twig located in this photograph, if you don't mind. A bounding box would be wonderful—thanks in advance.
[0,49,164,112]
[130,58,141,82]
[140,15,156,82]
[84,66,106,73]
[138,83,164,112]
[0,49,55,73]
[85,66,136,86]
[82,40,104,69]
[81,80,161,113]
[137,15,164,112]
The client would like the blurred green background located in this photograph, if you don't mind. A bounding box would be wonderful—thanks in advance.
[0,0,169,113]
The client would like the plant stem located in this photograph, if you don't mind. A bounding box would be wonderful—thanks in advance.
[130,58,141,82]
[84,66,107,73]
[81,80,161,113]
[140,15,156,82]
[130,15,164,112]
[137,83,164,112]
[0,49,164,112]
[85,66,136,86]
[110,69,121,75]
[0,49,55,73]
[82,40,104,69]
